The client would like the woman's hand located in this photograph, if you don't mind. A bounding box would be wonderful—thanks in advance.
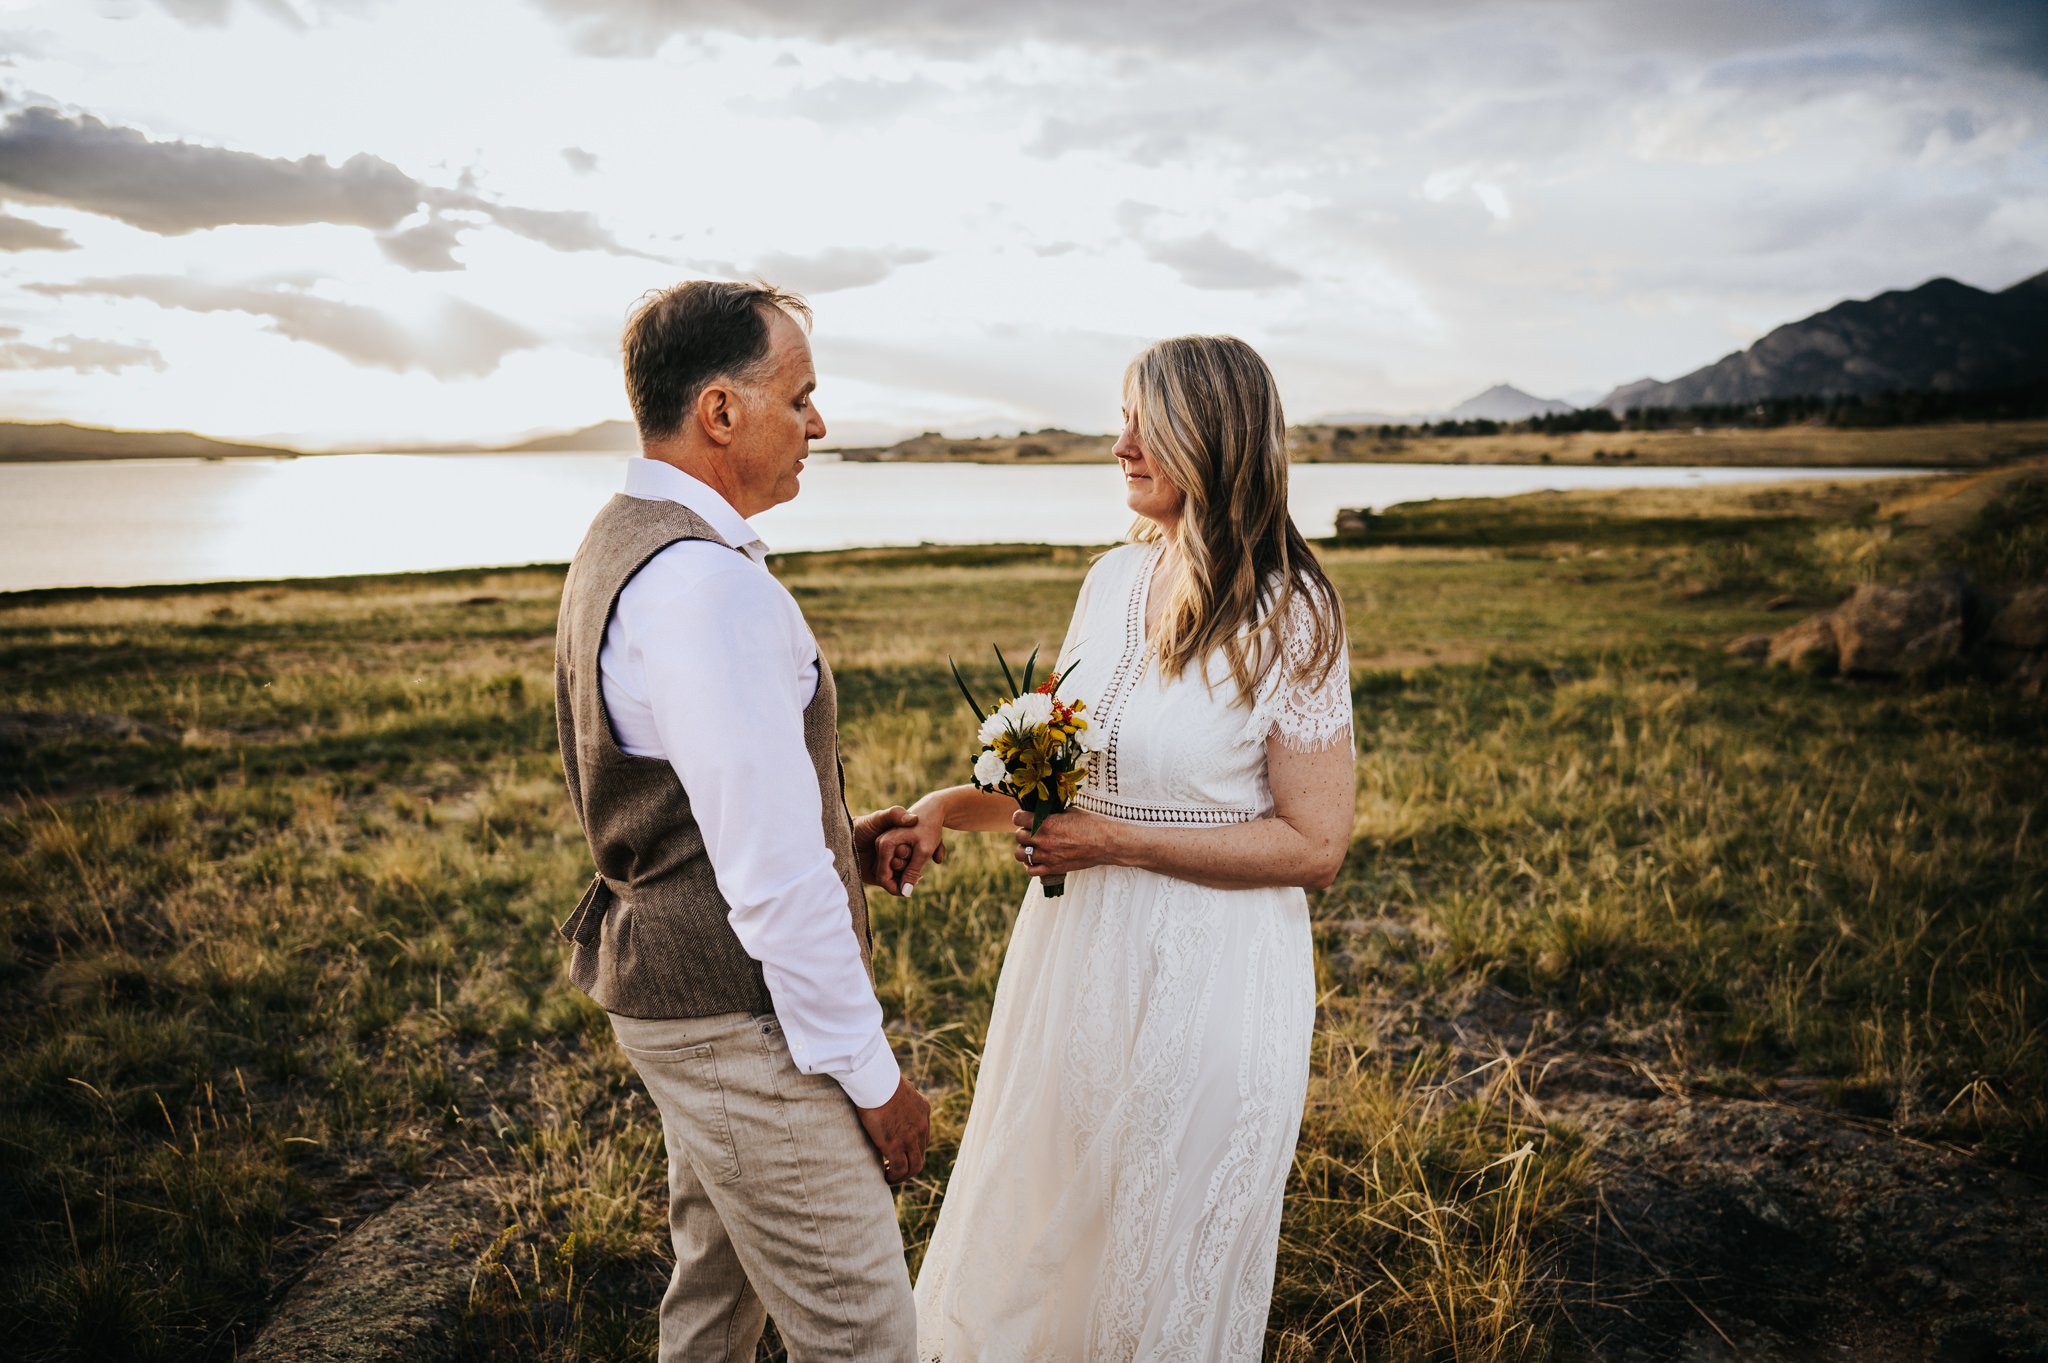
[1012,807,1119,878]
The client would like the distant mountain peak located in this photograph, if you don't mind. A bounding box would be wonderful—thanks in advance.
[1447,383,1574,421]
[1595,267,2048,412]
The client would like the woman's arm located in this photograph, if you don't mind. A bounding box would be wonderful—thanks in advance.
[870,783,1021,893]
[1014,735,1355,892]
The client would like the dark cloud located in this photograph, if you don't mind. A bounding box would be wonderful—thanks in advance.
[0,106,654,262]
[0,210,77,251]
[1142,233,1302,291]
[27,275,541,379]
[0,106,418,233]
[0,328,167,374]
[748,246,935,294]
[526,0,2048,67]
[377,216,464,272]
[561,145,599,174]
[451,197,656,258]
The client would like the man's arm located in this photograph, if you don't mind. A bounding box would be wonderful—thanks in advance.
[619,551,901,1107]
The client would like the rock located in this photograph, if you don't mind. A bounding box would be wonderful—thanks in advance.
[1765,615,1838,674]
[1764,594,1798,612]
[1725,633,1773,662]
[1987,584,2048,650]
[1334,507,1370,538]
[243,1178,500,1363]
[1831,576,1965,677]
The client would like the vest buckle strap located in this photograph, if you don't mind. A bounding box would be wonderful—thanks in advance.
[559,873,616,947]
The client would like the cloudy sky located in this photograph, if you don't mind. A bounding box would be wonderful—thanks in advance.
[0,0,2043,449]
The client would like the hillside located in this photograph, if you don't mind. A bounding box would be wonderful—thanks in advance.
[0,421,301,462]
[1598,270,2048,412]
[833,427,1115,462]
[494,419,637,453]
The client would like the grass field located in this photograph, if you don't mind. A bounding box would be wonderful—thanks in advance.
[1,464,2042,1361]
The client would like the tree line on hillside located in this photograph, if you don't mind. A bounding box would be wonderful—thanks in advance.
[1344,376,2048,441]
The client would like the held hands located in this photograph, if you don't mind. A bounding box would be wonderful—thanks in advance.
[855,1075,931,1185]
[853,805,941,896]
[1012,807,1115,877]
[870,803,947,897]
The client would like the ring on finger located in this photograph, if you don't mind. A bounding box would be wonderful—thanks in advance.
[1025,845,1036,865]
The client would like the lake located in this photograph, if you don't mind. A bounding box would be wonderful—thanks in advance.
[0,452,1935,593]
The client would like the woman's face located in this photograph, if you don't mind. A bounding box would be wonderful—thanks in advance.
[1113,407,1185,530]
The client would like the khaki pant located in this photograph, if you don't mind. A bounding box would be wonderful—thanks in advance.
[609,1010,916,1363]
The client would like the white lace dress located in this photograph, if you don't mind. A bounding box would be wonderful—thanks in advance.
[914,542,1353,1362]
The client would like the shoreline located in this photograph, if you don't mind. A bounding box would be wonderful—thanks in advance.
[4,416,2044,468]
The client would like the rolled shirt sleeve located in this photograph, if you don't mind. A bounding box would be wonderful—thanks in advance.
[610,546,900,1109]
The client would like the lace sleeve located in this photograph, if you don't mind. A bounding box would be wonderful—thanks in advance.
[1246,586,1353,754]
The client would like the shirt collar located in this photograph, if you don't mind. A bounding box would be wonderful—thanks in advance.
[623,458,769,559]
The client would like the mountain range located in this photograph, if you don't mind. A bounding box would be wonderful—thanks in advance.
[1597,270,2048,412]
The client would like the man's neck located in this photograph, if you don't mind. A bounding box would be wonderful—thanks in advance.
[641,442,753,518]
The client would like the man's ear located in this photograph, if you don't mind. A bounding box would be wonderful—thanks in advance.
[695,381,738,446]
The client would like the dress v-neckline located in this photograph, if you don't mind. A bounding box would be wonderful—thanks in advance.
[1136,541,1168,648]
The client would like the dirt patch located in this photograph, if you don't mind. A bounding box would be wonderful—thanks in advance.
[242,1178,502,1363]
[1550,1084,2048,1361]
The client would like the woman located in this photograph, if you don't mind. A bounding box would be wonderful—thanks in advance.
[894,334,1356,1361]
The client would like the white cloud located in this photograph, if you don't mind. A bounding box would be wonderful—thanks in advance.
[0,0,2041,443]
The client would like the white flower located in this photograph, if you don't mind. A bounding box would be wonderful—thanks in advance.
[1075,722,1108,753]
[973,748,1009,789]
[1007,692,1055,731]
[976,712,1008,745]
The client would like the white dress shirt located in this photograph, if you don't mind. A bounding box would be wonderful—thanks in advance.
[599,458,900,1109]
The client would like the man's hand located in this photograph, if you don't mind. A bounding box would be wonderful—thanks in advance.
[859,804,946,897]
[852,806,918,893]
[855,1076,930,1185]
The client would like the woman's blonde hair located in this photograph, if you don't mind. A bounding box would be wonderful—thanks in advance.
[1124,334,1346,703]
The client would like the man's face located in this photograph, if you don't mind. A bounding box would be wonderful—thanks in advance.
[726,310,826,516]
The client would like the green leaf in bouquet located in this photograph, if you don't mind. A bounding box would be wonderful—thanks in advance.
[1021,644,1040,695]
[993,644,1019,696]
[947,655,987,723]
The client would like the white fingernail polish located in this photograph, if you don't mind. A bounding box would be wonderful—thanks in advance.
[902,884,914,896]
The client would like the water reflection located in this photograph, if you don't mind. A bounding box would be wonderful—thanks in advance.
[0,452,1932,592]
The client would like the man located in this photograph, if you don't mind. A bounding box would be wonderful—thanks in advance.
[554,280,930,1361]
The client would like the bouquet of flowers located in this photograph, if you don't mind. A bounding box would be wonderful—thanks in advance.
[949,646,1103,898]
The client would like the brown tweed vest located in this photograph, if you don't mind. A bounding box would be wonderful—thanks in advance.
[554,493,871,1019]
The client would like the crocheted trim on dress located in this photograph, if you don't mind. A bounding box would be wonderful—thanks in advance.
[1071,792,1260,827]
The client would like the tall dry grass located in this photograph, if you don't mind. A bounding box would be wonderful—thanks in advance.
[2,469,2041,1360]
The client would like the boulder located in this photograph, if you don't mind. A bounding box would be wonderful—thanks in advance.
[1832,577,1965,677]
[1725,632,1773,662]
[1986,584,2048,650]
[1766,615,1838,674]
[1334,507,1370,538]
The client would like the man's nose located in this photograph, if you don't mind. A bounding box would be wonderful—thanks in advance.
[808,404,827,441]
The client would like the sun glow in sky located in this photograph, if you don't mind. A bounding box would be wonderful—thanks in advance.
[1,0,2043,448]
